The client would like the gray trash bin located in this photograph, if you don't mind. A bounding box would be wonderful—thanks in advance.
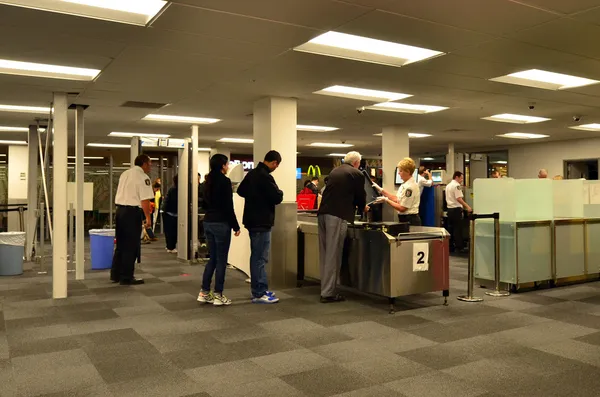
[0,232,25,276]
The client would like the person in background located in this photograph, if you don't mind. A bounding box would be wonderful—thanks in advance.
[237,150,284,304]
[491,170,501,178]
[553,175,563,180]
[320,176,329,195]
[197,154,241,306]
[538,169,548,179]
[318,151,367,303]
[445,171,472,253]
[417,166,433,193]
[152,181,162,232]
[111,154,154,285]
[162,175,178,253]
[373,158,421,226]
[307,177,319,195]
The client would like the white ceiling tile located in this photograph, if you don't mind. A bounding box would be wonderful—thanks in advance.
[512,0,600,15]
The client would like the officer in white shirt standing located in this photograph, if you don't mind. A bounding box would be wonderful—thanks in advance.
[372,158,422,226]
[111,154,155,285]
[445,171,472,253]
[417,166,433,194]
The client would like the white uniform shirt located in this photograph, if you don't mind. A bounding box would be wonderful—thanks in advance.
[445,179,464,209]
[417,175,433,193]
[115,166,155,207]
[395,177,420,215]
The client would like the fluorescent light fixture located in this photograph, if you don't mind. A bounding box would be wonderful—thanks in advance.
[328,153,347,157]
[421,157,435,161]
[0,140,27,145]
[490,69,599,90]
[0,126,28,132]
[373,133,383,137]
[87,143,130,148]
[0,59,100,81]
[143,114,221,124]
[0,0,169,26]
[569,123,600,132]
[68,156,104,160]
[314,85,412,102]
[308,142,354,148]
[150,158,159,161]
[122,162,131,166]
[408,133,432,138]
[68,162,90,165]
[482,113,550,124]
[110,132,170,138]
[217,138,254,144]
[297,124,339,132]
[198,148,211,151]
[497,132,549,139]
[294,31,443,67]
[494,160,508,164]
[0,104,51,114]
[0,154,6,157]
[366,102,448,114]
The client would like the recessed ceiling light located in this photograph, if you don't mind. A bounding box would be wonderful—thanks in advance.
[373,133,383,137]
[421,157,435,161]
[482,113,550,124]
[0,154,6,157]
[87,143,130,148]
[198,148,211,152]
[217,138,254,144]
[142,114,221,124]
[0,140,27,145]
[67,162,90,165]
[0,59,100,81]
[0,104,51,114]
[0,126,28,132]
[67,156,104,160]
[122,162,131,166]
[366,102,448,114]
[494,160,508,164]
[110,132,171,138]
[297,125,339,132]
[314,85,412,102]
[0,0,169,26]
[497,132,549,139]
[569,123,600,131]
[490,69,599,90]
[308,142,354,148]
[294,31,444,67]
[328,153,347,157]
[408,133,432,138]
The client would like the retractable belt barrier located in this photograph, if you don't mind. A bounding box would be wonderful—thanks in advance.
[457,212,509,302]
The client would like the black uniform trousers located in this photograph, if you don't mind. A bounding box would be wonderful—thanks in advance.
[398,214,421,226]
[111,205,142,282]
[447,207,464,251]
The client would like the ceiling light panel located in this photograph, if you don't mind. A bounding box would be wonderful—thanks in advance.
[217,138,254,144]
[421,157,435,161]
[297,125,339,132]
[87,143,130,148]
[328,153,347,157]
[482,113,550,124]
[408,133,432,138]
[67,156,104,160]
[366,102,448,114]
[0,0,168,26]
[109,132,170,138]
[142,114,221,124]
[198,148,211,151]
[294,31,444,67]
[0,126,28,132]
[569,124,600,131]
[490,69,599,91]
[0,140,27,145]
[0,104,51,114]
[308,142,354,148]
[0,59,100,81]
[314,85,412,102]
[497,132,549,139]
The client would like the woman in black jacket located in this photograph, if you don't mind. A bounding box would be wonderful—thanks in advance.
[162,175,178,253]
[197,154,240,306]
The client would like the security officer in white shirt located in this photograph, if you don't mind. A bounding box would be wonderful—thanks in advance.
[416,166,433,194]
[445,171,472,253]
[111,154,155,285]
[372,158,422,226]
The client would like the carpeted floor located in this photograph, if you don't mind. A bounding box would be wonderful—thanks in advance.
[1,238,600,396]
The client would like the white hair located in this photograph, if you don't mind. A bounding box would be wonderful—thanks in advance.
[344,151,362,166]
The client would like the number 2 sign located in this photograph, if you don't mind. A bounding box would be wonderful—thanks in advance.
[413,243,429,272]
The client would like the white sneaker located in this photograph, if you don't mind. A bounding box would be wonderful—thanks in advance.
[197,291,214,303]
[213,293,232,306]
[252,294,279,304]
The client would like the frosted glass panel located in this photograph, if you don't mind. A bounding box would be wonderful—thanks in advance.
[516,224,552,283]
[588,181,600,204]
[474,178,516,221]
[553,180,584,218]
[474,220,516,283]
[586,222,600,274]
[584,205,600,218]
[515,179,553,220]
[554,223,585,278]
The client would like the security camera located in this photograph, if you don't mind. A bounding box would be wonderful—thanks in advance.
[573,115,582,122]
[528,102,536,110]
[356,106,365,114]
[341,140,347,144]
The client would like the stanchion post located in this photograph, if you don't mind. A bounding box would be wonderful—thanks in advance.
[486,212,510,297]
[458,213,483,302]
[18,206,24,232]
[67,203,75,273]
[38,201,47,275]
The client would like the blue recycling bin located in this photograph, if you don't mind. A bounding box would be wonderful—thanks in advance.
[0,232,25,276]
[89,229,115,270]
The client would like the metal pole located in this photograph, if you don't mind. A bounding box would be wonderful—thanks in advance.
[68,203,75,273]
[75,105,85,280]
[18,207,24,232]
[159,155,164,234]
[109,155,114,228]
[486,213,510,297]
[38,201,46,275]
[53,92,68,299]
[458,213,483,302]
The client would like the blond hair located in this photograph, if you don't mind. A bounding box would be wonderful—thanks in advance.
[553,175,563,180]
[397,157,416,175]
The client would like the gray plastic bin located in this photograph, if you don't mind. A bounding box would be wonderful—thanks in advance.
[0,232,25,276]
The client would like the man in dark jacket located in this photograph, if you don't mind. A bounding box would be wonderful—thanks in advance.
[237,150,284,304]
[318,151,367,303]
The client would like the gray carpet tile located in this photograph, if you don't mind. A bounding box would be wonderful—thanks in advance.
[0,236,599,396]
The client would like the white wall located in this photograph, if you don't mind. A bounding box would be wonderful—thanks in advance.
[8,145,29,231]
[197,152,209,180]
[509,138,600,179]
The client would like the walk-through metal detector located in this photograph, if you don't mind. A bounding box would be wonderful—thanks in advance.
[176,138,200,264]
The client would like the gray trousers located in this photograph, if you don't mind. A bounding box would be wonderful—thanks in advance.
[318,214,348,297]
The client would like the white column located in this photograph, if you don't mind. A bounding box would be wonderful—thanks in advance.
[253,96,297,288]
[130,137,139,166]
[191,125,199,259]
[446,143,455,179]
[382,126,409,221]
[75,106,85,280]
[109,155,114,228]
[7,145,29,232]
[26,126,38,261]
[177,140,189,261]
[53,92,68,299]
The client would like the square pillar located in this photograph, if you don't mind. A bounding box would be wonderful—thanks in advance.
[53,92,68,299]
[253,97,297,289]
[177,140,190,262]
[8,145,29,232]
[75,106,85,280]
[382,126,409,221]
[130,137,140,166]
[191,125,199,259]
[26,126,39,260]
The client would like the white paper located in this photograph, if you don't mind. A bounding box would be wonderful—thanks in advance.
[413,243,429,272]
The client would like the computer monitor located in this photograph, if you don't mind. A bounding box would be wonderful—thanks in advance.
[296,168,302,180]
[431,170,446,183]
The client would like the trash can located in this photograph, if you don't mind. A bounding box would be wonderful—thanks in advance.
[0,232,25,276]
[89,229,115,270]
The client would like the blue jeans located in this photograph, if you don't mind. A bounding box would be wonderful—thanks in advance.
[249,230,271,298]
[202,222,232,294]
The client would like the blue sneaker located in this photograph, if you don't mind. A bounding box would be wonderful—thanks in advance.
[266,291,277,298]
[252,294,279,304]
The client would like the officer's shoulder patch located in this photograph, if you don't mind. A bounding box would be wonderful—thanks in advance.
[457,185,461,190]
[405,189,413,197]
[145,179,151,186]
